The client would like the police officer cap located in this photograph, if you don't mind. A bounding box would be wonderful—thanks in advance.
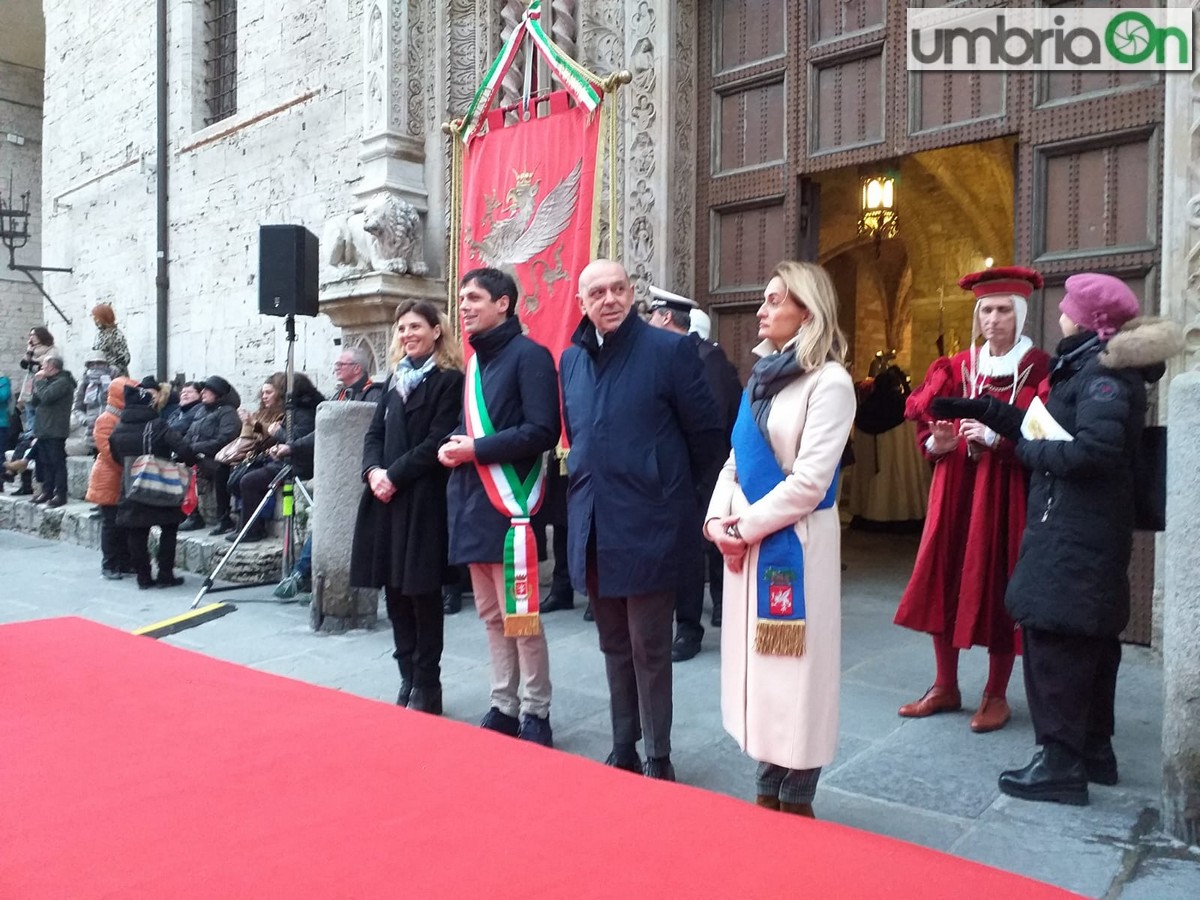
[648,285,698,312]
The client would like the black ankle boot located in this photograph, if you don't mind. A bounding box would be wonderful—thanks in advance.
[998,743,1088,806]
[178,512,206,532]
[407,685,443,715]
[396,658,413,707]
[1083,736,1119,785]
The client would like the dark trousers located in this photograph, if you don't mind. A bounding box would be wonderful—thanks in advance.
[126,524,179,580]
[199,459,232,519]
[37,437,67,496]
[588,539,675,758]
[705,542,724,609]
[385,587,445,688]
[1022,625,1122,757]
[237,463,283,528]
[99,505,129,573]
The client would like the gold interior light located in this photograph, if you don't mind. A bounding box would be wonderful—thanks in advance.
[858,174,898,244]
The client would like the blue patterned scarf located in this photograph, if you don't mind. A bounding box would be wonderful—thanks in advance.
[395,354,436,402]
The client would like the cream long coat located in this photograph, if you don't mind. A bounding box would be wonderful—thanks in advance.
[707,355,855,770]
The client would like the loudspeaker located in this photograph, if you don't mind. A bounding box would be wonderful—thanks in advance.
[259,224,319,317]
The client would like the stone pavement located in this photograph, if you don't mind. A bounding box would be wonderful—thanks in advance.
[2,526,1197,898]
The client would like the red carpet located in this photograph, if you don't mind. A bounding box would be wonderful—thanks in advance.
[1,617,1077,899]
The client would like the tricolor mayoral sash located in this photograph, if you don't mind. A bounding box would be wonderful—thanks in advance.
[731,390,839,657]
[465,355,547,637]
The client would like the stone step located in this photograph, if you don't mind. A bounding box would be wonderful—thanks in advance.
[0,493,287,585]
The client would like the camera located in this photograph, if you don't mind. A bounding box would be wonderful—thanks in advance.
[19,354,40,372]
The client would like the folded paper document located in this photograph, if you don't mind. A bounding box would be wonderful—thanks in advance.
[1021,396,1074,442]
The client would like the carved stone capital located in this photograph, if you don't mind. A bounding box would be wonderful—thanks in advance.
[319,272,445,330]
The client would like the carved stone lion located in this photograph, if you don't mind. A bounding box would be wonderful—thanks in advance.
[324,193,428,276]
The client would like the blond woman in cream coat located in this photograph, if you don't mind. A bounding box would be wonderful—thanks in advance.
[704,261,855,818]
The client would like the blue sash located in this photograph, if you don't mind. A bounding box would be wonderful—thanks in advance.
[731,389,838,656]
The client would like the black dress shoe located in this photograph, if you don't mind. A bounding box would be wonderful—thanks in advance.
[407,686,443,715]
[30,491,50,504]
[1084,738,1119,786]
[998,744,1088,806]
[671,633,702,663]
[47,494,67,508]
[178,513,206,532]
[227,524,266,543]
[604,747,642,774]
[540,587,575,613]
[396,678,412,707]
[155,574,185,588]
[443,586,463,615]
[643,756,677,781]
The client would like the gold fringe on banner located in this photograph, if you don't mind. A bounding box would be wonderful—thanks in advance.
[504,613,542,638]
[755,620,806,657]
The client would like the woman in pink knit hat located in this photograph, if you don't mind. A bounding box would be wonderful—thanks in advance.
[934,272,1183,807]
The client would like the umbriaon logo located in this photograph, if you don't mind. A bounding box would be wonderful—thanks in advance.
[907,7,1193,72]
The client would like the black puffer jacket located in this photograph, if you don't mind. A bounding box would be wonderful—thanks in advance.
[184,390,242,456]
[1006,318,1181,637]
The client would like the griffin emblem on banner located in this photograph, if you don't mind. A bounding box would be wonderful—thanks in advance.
[467,159,582,270]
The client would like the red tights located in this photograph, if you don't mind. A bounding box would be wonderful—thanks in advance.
[932,633,1014,700]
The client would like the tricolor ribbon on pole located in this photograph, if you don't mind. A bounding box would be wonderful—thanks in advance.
[458,0,602,144]
[464,355,547,637]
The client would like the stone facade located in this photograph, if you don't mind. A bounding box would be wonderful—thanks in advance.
[0,58,45,389]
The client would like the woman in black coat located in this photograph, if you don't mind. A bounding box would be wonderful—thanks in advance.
[109,385,197,589]
[934,274,1183,806]
[226,373,324,543]
[350,299,464,715]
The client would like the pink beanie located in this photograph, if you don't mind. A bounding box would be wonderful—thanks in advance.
[1059,273,1140,341]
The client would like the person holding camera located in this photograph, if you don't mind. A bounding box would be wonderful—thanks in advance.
[27,352,77,507]
[17,328,55,416]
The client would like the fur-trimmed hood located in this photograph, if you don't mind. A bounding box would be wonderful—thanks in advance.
[1099,316,1184,382]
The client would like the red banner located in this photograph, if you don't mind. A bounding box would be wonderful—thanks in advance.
[459,93,600,365]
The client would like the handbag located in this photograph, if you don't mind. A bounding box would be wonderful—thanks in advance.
[215,433,258,465]
[227,454,269,493]
[1132,425,1166,532]
[123,423,190,507]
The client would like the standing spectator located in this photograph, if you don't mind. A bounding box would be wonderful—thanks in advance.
[180,375,241,532]
[109,385,196,588]
[86,377,138,577]
[0,372,11,481]
[351,300,463,712]
[647,285,743,660]
[167,382,205,434]
[895,268,1051,734]
[559,259,723,780]
[91,303,131,377]
[704,261,855,817]
[73,353,114,454]
[934,277,1182,805]
[331,346,385,402]
[28,353,77,508]
[228,373,323,543]
[439,267,561,747]
[17,327,54,419]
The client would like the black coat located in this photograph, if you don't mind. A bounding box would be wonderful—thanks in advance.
[693,334,743,448]
[1005,331,1154,637]
[560,311,725,597]
[446,317,561,565]
[350,368,464,592]
[184,398,241,456]
[109,406,197,529]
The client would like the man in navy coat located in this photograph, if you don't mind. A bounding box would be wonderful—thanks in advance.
[560,259,724,780]
[440,267,562,747]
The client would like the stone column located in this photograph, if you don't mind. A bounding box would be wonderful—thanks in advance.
[1162,371,1200,846]
[310,400,378,633]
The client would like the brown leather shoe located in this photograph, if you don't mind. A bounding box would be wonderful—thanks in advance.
[898,685,962,718]
[755,794,780,811]
[780,802,815,818]
[969,694,1012,733]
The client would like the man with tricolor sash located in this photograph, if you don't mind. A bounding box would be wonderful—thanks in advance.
[440,268,561,747]
[560,260,725,781]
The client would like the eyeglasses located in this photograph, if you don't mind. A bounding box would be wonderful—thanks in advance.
[333,361,356,368]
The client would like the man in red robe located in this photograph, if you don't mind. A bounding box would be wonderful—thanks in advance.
[894,267,1051,733]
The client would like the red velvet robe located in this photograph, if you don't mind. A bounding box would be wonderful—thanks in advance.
[894,347,1051,653]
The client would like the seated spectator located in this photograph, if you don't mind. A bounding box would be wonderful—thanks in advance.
[180,375,241,533]
[227,373,324,543]
[167,382,204,434]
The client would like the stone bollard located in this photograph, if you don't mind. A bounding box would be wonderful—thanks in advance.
[310,400,379,634]
[1163,371,1200,846]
